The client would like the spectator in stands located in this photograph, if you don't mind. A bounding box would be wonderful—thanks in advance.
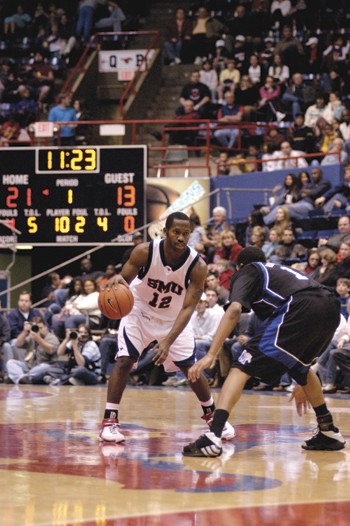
[314,247,338,287]
[189,6,228,65]
[288,112,315,153]
[76,0,108,43]
[315,165,350,215]
[260,37,275,73]
[199,59,218,102]
[303,248,321,279]
[190,292,222,382]
[323,91,345,124]
[262,172,300,218]
[169,99,200,145]
[213,150,232,176]
[212,39,229,75]
[212,231,242,266]
[318,215,350,254]
[44,324,101,385]
[0,301,11,382]
[230,35,248,71]
[213,91,243,150]
[188,213,211,252]
[304,93,328,130]
[270,0,293,29]
[339,108,350,152]
[268,53,290,87]
[0,114,20,146]
[336,278,350,320]
[15,86,39,127]
[204,288,225,319]
[250,225,266,250]
[6,291,42,364]
[73,98,93,144]
[205,270,229,305]
[48,92,77,145]
[266,166,331,224]
[96,264,117,291]
[39,271,61,309]
[311,312,349,394]
[48,277,84,332]
[316,120,341,158]
[78,255,104,281]
[262,228,280,260]
[271,206,293,241]
[269,139,308,171]
[247,54,263,86]
[304,36,323,76]
[58,12,78,60]
[273,25,305,73]
[332,334,350,394]
[164,7,192,66]
[4,4,31,37]
[6,316,59,385]
[257,75,281,122]
[216,59,240,103]
[234,74,259,121]
[333,241,350,281]
[320,137,348,166]
[178,70,211,118]
[22,49,54,108]
[282,72,315,120]
[95,1,126,34]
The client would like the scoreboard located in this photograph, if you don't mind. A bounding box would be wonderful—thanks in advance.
[0,146,146,246]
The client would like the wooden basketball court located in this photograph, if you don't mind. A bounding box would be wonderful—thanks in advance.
[1,384,349,526]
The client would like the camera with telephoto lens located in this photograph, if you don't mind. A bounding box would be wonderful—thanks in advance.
[31,324,39,333]
[69,330,78,340]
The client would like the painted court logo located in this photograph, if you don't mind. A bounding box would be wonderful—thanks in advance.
[238,350,252,365]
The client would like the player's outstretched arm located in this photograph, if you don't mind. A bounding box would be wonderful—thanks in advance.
[188,301,242,382]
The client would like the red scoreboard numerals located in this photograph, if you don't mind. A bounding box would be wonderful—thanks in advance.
[116,185,136,207]
[6,187,33,208]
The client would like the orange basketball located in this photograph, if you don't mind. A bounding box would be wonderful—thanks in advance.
[98,284,134,320]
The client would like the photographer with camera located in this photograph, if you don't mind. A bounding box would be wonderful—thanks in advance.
[5,316,59,384]
[43,324,101,386]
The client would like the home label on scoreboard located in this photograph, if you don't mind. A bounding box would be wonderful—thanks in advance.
[0,146,146,245]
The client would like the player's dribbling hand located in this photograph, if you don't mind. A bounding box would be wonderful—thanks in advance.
[288,384,311,416]
[188,355,216,382]
[104,275,129,289]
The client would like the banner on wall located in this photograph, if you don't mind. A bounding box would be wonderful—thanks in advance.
[146,178,210,239]
[98,49,155,77]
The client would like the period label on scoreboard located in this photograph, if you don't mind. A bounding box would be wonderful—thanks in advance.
[0,146,146,245]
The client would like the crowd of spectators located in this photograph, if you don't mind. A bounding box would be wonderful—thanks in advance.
[0,0,141,144]
[160,2,350,172]
[2,203,350,394]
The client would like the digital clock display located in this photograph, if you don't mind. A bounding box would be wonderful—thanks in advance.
[0,146,146,245]
[37,147,99,173]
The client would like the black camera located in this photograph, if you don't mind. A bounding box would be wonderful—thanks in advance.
[31,324,39,333]
[69,330,78,340]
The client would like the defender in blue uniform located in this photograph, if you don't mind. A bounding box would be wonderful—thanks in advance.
[183,246,345,457]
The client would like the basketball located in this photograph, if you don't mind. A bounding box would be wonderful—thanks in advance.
[98,284,134,320]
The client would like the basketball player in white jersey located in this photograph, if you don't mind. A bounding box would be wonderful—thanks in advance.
[99,212,235,443]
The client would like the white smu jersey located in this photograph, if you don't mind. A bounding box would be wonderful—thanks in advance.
[130,238,200,321]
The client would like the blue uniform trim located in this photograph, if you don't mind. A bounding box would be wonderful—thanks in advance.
[138,241,154,280]
[185,253,200,289]
[258,297,309,376]
[122,327,140,361]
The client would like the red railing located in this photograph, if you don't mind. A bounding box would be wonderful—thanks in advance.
[3,119,343,178]
[61,30,160,118]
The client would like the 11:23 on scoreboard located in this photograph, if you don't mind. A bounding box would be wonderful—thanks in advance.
[0,146,146,245]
